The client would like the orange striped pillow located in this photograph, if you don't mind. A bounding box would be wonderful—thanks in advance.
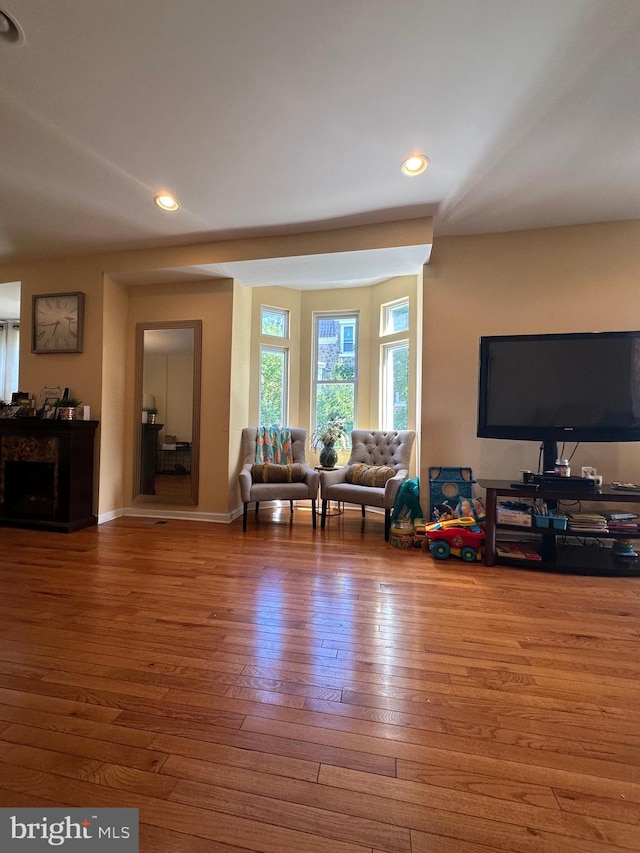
[345,464,396,487]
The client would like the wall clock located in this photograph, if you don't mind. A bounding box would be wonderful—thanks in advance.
[32,291,84,354]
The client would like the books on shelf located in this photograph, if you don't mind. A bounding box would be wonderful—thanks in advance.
[496,541,542,561]
[567,513,608,533]
[606,511,640,533]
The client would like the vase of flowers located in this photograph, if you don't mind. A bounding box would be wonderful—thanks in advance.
[310,417,347,469]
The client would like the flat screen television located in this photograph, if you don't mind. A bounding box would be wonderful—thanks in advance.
[477,331,640,471]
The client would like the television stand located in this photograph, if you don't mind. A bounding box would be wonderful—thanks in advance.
[479,479,640,576]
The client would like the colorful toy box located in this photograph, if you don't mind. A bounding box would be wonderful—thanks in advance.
[428,467,475,521]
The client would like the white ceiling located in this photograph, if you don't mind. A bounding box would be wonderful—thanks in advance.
[1,0,639,299]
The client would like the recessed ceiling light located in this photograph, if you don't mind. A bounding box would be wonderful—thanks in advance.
[401,154,429,176]
[154,193,180,211]
[0,9,24,44]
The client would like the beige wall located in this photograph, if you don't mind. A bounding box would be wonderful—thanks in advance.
[422,220,640,498]
[15,261,105,421]
[144,353,193,443]
[0,218,430,520]
[100,275,129,515]
[228,281,253,512]
[6,215,639,524]
[126,279,233,517]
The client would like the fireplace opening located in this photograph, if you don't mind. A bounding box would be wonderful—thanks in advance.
[4,461,56,518]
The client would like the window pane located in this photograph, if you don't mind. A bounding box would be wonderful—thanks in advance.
[341,324,354,354]
[0,322,20,401]
[316,317,356,379]
[383,300,409,334]
[261,307,288,338]
[383,343,409,430]
[313,313,357,445]
[259,348,287,425]
[315,383,355,437]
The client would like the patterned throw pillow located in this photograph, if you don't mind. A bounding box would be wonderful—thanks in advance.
[251,463,306,483]
[345,463,396,487]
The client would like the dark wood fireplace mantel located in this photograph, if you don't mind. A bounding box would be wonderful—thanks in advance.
[0,418,98,532]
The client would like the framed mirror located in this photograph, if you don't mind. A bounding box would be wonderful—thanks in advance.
[133,320,202,505]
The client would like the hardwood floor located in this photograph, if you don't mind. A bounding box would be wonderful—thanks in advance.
[153,473,192,501]
[0,507,639,852]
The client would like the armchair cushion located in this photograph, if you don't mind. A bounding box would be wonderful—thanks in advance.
[345,463,397,487]
[251,462,306,483]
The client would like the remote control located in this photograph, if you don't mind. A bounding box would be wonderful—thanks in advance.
[612,482,640,491]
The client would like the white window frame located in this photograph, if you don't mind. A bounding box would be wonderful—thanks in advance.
[381,339,409,430]
[259,344,289,427]
[312,311,358,436]
[381,297,409,337]
[339,319,355,356]
[260,305,289,339]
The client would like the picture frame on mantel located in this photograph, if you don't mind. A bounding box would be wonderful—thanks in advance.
[31,291,85,354]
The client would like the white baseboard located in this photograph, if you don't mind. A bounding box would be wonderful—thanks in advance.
[97,508,124,524]
[99,502,377,526]
[122,507,230,523]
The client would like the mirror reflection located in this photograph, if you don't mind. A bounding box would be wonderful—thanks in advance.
[134,320,201,505]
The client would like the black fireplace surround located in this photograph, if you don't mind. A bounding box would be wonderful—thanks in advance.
[0,419,98,532]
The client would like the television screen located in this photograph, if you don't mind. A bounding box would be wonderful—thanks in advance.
[477,332,640,444]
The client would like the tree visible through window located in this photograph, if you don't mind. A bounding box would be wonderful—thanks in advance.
[261,306,288,338]
[259,306,289,426]
[383,299,409,335]
[259,346,287,426]
[382,341,409,430]
[313,313,357,440]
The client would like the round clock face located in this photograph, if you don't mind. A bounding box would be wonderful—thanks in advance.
[33,293,83,352]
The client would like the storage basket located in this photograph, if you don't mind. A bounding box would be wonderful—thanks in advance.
[533,513,567,530]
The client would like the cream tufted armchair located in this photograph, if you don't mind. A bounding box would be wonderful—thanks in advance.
[238,427,319,531]
[319,430,416,540]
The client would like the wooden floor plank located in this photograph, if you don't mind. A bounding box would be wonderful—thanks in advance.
[241,714,640,783]
[169,777,411,853]
[318,764,640,848]
[0,745,178,798]
[0,514,639,852]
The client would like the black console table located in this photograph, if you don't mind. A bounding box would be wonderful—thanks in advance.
[480,479,640,575]
[140,423,163,494]
[0,418,99,532]
[156,445,191,475]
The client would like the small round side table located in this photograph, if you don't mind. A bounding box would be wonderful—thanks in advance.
[315,466,344,516]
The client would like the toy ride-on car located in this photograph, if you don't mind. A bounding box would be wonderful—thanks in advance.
[425,517,485,562]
